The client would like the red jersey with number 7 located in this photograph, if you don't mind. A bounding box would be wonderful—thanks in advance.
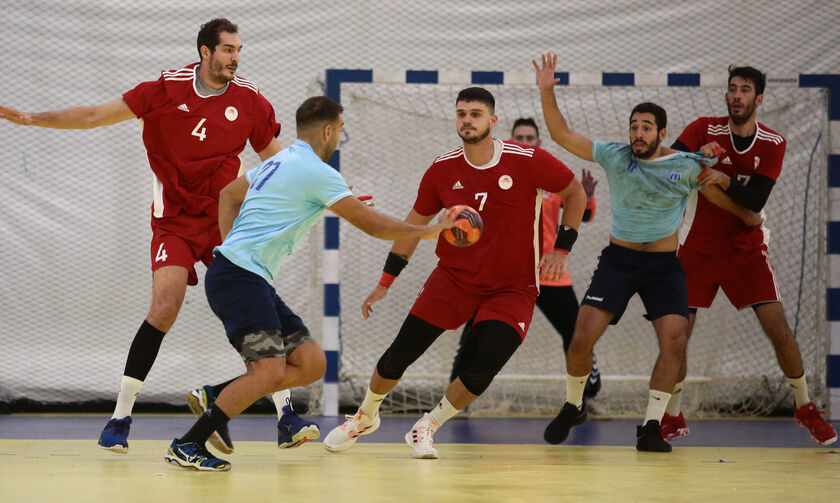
[123,62,281,218]
[413,139,575,292]
[677,116,785,254]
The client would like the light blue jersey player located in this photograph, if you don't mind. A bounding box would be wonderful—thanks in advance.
[218,139,353,282]
[533,52,759,453]
[165,96,456,471]
[592,141,709,243]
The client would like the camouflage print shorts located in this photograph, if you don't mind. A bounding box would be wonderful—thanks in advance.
[233,328,315,364]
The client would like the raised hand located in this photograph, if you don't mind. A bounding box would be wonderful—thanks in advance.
[532,53,561,91]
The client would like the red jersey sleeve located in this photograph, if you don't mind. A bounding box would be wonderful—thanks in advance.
[676,117,708,151]
[122,76,168,118]
[248,93,281,153]
[756,139,786,182]
[527,147,575,194]
[413,164,443,216]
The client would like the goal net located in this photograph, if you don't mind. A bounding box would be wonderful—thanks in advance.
[334,81,829,417]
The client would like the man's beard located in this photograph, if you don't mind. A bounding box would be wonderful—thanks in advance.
[458,126,490,144]
[633,137,660,159]
[728,99,755,126]
[208,57,236,84]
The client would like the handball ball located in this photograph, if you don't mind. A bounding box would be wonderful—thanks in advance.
[442,205,483,247]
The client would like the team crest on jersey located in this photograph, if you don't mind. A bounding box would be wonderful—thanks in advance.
[669,171,681,182]
[225,106,239,121]
[498,175,513,190]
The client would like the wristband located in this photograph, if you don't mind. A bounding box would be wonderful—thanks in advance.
[553,225,578,252]
[378,272,396,288]
[553,248,569,255]
[383,252,409,276]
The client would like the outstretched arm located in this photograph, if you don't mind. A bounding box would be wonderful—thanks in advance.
[329,199,452,243]
[353,208,444,319]
[0,98,136,129]
[532,53,594,161]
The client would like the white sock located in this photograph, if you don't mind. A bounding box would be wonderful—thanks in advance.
[566,374,588,409]
[112,376,143,419]
[359,387,387,418]
[665,381,683,416]
[426,396,460,428]
[272,389,292,419]
[644,390,672,425]
[786,374,810,406]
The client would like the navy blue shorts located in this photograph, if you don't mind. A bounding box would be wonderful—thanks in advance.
[205,252,307,342]
[581,243,689,324]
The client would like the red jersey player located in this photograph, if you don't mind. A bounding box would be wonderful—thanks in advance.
[323,87,586,459]
[449,118,603,403]
[0,18,315,454]
[668,65,836,445]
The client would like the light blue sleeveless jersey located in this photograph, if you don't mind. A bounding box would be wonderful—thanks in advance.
[217,139,352,282]
[592,142,715,243]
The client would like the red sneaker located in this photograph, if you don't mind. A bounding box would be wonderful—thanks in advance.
[793,401,837,446]
[660,412,690,441]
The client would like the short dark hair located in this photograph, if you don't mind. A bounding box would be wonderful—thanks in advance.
[728,65,765,96]
[511,117,539,137]
[296,96,344,131]
[629,102,667,131]
[196,18,238,60]
[456,87,495,113]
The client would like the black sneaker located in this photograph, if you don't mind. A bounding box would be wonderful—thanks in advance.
[583,355,601,398]
[636,420,672,452]
[544,402,587,444]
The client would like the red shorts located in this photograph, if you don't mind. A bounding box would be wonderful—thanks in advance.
[678,244,781,310]
[150,213,221,286]
[408,267,538,341]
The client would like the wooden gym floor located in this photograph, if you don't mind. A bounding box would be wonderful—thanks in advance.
[1,414,838,502]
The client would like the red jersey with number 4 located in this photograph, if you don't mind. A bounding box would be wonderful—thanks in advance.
[677,116,785,254]
[123,63,281,218]
[413,139,575,292]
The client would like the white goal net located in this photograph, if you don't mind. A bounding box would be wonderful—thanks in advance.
[334,82,829,417]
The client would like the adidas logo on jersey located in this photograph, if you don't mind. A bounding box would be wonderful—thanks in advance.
[721,156,732,165]
[177,103,190,112]
[452,181,464,190]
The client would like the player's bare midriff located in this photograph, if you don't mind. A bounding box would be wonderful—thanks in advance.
[610,232,678,253]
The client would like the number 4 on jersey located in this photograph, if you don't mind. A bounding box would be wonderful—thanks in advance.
[191,118,207,141]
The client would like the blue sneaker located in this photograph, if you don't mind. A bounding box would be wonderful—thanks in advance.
[98,416,131,454]
[165,439,231,471]
[277,405,320,448]
[187,386,234,454]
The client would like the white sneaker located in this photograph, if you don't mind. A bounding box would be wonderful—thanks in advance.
[323,410,380,453]
[405,413,438,459]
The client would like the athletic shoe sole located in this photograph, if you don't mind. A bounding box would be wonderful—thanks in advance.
[794,417,838,446]
[164,454,231,472]
[98,443,128,454]
[404,431,438,459]
[278,424,320,449]
[186,390,234,454]
[323,416,381,453]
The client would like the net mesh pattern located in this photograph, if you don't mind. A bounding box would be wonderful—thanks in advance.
[0,0,835,415]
